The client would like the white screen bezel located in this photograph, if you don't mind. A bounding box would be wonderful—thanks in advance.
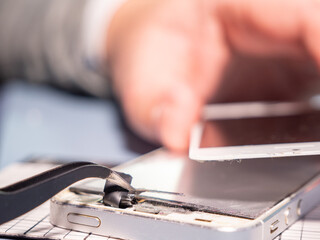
[189,102,320,161]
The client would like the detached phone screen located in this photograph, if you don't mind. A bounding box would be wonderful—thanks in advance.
[200,111,320,148]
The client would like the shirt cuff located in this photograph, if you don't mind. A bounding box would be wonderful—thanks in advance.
[82,0,126,70]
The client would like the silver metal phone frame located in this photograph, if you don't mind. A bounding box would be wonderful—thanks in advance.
[50,150,320,240]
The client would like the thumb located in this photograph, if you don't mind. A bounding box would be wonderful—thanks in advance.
[157,82,203,152]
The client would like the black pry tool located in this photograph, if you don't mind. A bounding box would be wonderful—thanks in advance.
[0,161,135,225]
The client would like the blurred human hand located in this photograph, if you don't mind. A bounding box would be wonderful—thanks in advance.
[106,0,320,152]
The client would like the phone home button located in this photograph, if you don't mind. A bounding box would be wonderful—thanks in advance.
[67,213,101,228]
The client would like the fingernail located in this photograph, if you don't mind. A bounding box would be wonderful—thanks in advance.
[157,84,201,152]
[151,103,166,142]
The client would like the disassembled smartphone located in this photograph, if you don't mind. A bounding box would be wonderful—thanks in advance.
[189,101,320,161]
[51,149,320,240]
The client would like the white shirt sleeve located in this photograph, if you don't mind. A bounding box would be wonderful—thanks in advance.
[82,0,126,70]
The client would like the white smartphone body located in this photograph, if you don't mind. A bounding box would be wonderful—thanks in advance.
[189,101,320,161]
[51,149,320,240]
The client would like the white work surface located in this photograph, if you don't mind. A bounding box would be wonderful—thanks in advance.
[1,162,320,240]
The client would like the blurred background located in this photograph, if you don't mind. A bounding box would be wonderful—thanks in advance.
[0,80,157,169]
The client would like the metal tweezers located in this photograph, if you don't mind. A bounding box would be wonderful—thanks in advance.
[0,162,136,225]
